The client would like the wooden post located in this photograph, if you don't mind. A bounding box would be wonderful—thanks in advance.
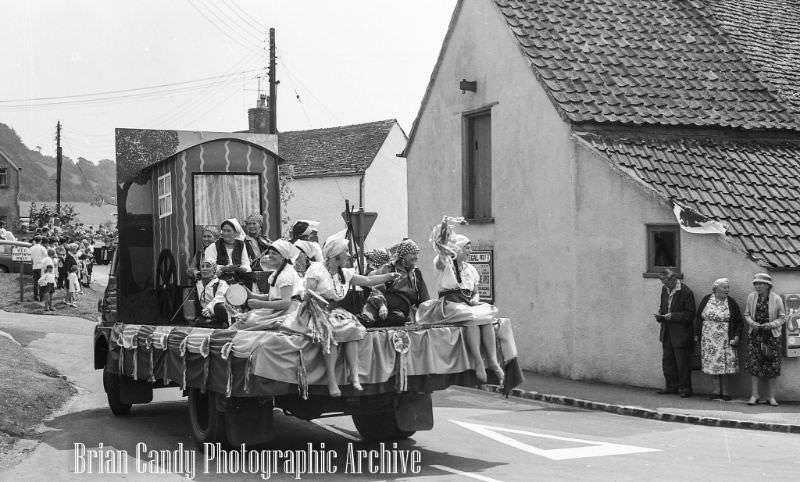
[18,260,23,302]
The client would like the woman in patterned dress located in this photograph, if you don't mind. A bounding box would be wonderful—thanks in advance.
[694,278,742,400]
[743,273,785,406]
[303,231,401,397]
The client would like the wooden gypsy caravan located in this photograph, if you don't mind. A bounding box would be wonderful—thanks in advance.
[114,128,284,323]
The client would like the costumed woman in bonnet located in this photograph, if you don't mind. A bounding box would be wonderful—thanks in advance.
[293,239,321,276]
[243,213,272,270]
[204,218,251,283]
[297,230,402,397]
[370,239,430,327]
[416,216,504,384]
[230,239,304,331]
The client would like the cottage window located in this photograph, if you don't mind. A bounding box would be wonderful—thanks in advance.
[646,224,680,276]
[463,110,492,221]
[0,168,7,187]
[157,173,172,218]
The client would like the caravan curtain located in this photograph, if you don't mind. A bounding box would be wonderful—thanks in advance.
[193,174,260,226]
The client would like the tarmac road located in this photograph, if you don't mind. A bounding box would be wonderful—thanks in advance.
[0,311,795,481]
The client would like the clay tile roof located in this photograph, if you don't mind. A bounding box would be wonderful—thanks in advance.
[706,0,800,112]
[493,0,800,130]
[278,120,397,178]
[577,133,800,269]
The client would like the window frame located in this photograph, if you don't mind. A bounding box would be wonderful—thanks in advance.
[157,172,172,218]
[644,223,681,278]
[462,107,494,223]
[0,168,7,187]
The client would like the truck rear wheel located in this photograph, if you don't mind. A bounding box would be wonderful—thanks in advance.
[352,412,415,441]
[103,371,132,416]
[188,388,228,445]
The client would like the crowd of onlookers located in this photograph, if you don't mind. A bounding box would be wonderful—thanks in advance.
[13,225,116,312]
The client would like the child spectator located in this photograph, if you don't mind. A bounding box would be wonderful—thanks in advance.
[38,265,56,312]
[66,265,81,307]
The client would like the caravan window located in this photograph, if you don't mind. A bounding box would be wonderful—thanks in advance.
[193,174,261,227]
[157,173,172,218]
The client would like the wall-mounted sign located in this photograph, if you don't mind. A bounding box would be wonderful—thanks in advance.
[467,249,493,303]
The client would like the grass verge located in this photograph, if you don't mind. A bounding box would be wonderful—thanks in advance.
[0,336,76,463]
[0,273,100,321]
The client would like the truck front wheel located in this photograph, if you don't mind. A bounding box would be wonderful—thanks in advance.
[103,371,132,416]
[187,388,228,446]
[352,412,415,441]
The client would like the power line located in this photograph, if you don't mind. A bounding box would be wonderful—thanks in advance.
[186,0,263,54]
[0,69,261,104]
[219,0,268,38]
[0,76,255,111]
[147,51,262,129]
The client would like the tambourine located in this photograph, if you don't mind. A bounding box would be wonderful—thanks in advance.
[225,284,248,307]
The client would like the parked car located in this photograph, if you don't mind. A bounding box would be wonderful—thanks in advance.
[0,241,33,274]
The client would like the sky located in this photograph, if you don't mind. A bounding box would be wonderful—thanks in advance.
[0,0,457,162]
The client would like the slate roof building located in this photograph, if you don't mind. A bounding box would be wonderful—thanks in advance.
[403,0,800,397]
[279,120,408,249]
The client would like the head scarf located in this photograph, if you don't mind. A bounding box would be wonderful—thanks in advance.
[452,234,471,251]
[199,258,218,273]
[395,239,420,259]
[245,213,263,228]
[291,219,320,240]
[267,239,297,262]
[202,225,220,237]
[365,248,391,267]
[220,218,246,241]
[294,240,322,262]
[322,229,350,260]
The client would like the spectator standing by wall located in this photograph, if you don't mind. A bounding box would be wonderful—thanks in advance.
[655,269,696,398]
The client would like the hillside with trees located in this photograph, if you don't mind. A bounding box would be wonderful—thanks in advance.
[0,122,116,203]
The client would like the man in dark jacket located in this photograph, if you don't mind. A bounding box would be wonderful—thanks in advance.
[656,269,696,397]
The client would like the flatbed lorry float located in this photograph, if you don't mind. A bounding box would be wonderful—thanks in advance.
[94,128,521,446]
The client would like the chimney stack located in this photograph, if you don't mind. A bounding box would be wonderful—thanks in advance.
[248,94,270,133]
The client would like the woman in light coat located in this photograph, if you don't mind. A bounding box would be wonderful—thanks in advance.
[743,273,785,406]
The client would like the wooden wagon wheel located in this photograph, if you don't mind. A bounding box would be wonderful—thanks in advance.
[155,249,179,321]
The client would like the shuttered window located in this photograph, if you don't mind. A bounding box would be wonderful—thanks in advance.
[464,111,492,220]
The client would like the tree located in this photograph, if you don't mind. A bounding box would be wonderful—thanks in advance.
[28,202,79,233]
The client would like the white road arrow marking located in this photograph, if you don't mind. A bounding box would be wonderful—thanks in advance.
[450,420,659,461]
[430,465,505,482]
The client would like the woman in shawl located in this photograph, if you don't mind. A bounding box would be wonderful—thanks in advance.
[230,239,304,331]
[416,217,504,384]
[297,231,401,397]
[204,218,251,283]
[370,241,430,326]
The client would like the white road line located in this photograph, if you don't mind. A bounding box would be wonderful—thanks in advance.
[310,419,361,442]
[450,420,659,461]
[430,465,505,482]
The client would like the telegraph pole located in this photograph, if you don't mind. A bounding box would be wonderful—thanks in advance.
[56,121,62,216]
[268,28,277,134]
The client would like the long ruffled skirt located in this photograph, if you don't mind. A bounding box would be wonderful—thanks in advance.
[229,300,300,331]
[416,293,498,327]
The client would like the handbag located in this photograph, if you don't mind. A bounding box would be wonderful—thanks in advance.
[760,340,777,362]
